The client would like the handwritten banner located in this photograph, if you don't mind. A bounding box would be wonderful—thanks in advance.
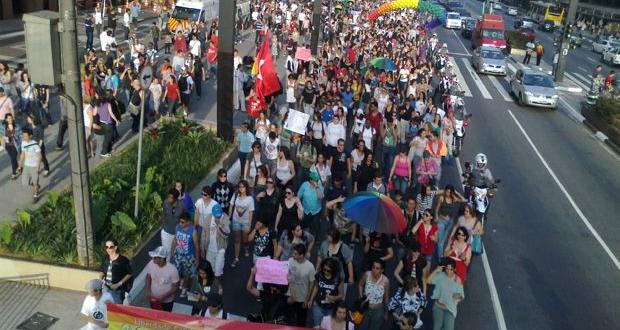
[283,109,310,135]
[255,258,289,285]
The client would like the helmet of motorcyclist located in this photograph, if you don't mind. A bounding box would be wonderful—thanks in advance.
[475,153,487,170]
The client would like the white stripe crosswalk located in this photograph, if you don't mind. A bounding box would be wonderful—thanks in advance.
[564,72,589,91]
[488,76,513,102]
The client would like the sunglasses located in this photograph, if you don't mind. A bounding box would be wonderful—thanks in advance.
[457,232,466,237]
[286,191,293,195]
[266,180,274,184]
[105,245,115,249]
[219,174,227,177]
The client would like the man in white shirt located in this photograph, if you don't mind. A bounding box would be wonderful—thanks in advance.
[100,29,114,51]
[81,279,114,330]
[145,246,179,312]
[189,34,202,57]
[18,128,42,200]
[325,115,346,149]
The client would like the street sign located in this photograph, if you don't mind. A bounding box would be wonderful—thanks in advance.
[139,65,153,89]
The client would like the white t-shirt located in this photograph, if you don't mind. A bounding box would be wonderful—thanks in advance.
[264,137,280,160]
[146,260,180,303]
[326,123,346,147]
[195,198,217,228]
[80,292,114,330]
[361,126,376,149]
[21,141,41,168]
[189,39,202,57]
[230,194,255,224]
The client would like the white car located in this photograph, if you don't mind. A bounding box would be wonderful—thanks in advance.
[507,7,518,16]
[445,12,462,29]
[493,2,502,10]
[592,39,620,53]
[602,48,620,65]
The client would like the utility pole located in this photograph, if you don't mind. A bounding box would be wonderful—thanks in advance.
[216,0,235,141]
[554,0,579,82]
[310,0,321,55]
[58,0,94,266]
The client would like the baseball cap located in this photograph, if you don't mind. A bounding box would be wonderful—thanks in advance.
[309,171,320,182]
[85,279,104,291]
[212,204,223,218]
[148,246,168,258]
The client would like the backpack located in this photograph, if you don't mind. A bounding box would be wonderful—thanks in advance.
[178,75,188,91]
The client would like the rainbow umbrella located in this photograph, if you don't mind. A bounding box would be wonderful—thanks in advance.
[343,192,407,233]
[370,57,397,71]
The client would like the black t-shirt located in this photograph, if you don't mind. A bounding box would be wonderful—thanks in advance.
[315,273,341,309]
[400,255,427,288]
[326,184,348,202]
[254,229,276,257]
[367,233,391,265]
[302,87,316,104]
[130,88,141,106]
[331,150,349,173]
[101,255,132,292]
[258,189,281,228]
[400,106,413,122]
[194,60,204,78]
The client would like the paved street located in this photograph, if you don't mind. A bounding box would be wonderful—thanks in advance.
[436,1,620,328]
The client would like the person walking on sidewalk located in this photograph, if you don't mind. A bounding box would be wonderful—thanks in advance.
[85,14,95,51]
[535,42,544,66]
[80,279,113,330]
[17,128,42,201]
[25,114,50,177]
[123,8,131,41]
[150,22,160,52]
[94,2,103,38]
[523,41,534,64]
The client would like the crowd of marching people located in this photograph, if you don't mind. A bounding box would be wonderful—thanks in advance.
[124,1,487,330]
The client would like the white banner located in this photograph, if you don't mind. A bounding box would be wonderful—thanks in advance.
[283,109,310,135]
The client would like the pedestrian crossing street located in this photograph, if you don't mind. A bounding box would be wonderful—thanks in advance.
[445,55,591,106]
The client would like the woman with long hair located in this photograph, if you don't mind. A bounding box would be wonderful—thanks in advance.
[244,141,267,187]
[189,261,223,316]
[229,180,254,268]
[450,204,484,244]
[388,144,412,197]
[358,259,390,330]
[25,113,50,176]
[83,94,95,157]
[354,152,378,193]
[2,113,22,180]
[320,301,354,330]
[444,226,472,284]
[309,257,345,327]
[275,223,314,261]
[275,186,304,234]
[275,146,296,189]
[309,152,331,190]
[435,185,465,261]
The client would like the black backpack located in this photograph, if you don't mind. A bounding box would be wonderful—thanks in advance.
[178,75,188,91]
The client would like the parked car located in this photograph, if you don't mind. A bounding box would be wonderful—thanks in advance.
[510,69,558,109]
[445,12,462,29]
[514,17,536,29]
[539,19,555,32]
[517,27,536,42]
[493,2,502,10]
[461,17,477,38]
[602,48,620,65]
[472,46,507,75]
[592,37,620,53]
[506,7,518,16]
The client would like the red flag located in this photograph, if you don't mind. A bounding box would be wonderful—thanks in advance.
[207,35,218,64]
[254,32,281,105]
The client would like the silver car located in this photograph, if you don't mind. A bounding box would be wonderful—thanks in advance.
[472,46,507,75]
[509,69,558,109]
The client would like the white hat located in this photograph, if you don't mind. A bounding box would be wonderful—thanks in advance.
[149,246,168,258]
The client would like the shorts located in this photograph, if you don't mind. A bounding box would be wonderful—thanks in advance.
[173,253,196,277]
[232,219,250,232]
[180,93,190,107]
[22,166,39,187]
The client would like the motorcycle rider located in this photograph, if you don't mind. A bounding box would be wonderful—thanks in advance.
[464,153,495,198]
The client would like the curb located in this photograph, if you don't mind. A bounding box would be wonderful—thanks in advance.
[556,86,583,93]
[579,105,620,154]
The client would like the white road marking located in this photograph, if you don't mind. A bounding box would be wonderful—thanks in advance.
[507,109,620,271]
[452,28,471,56]
[448,52,472,57]
[572,72,592,84]
[448,56,473,97]
[577,66,588,73]
[564,72,589,91]
[586,56,597,63]
[489,76,513,102]
[506,62,518,74]
[455,157,508,330]
[461,57,493,99]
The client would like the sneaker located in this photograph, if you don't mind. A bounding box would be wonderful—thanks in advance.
[33,193,39,201]
[55,146,64,151]
[230,258,239,268]
[43,170,50,177]
[180,288,187,298]
[100,153,111,158]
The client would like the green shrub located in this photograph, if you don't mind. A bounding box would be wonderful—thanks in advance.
[506,30,530,50]
[0,120,230,267]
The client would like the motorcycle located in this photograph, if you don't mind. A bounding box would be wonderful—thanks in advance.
[462,162,500,224]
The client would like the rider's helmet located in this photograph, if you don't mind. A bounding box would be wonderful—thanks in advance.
[475,153,487,170]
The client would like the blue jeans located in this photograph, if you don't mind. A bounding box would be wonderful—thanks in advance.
[383,145,397,178]
[312,302,332,327]
[392,175,409,196]
[433,304,456,330]
[436,215,453,260]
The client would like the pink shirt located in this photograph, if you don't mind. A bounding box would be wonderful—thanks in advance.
[146,260,179,303]
[320,316,355,330]
[0,96,13,120]
[415,159,438,185]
